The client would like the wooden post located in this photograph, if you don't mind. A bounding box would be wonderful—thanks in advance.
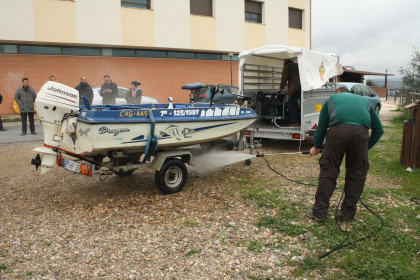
[401,100,420,169]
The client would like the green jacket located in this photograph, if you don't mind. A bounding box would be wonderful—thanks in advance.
[14,86,36,113]
[314,93,384,149]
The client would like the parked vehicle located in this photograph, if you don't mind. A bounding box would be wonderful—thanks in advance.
[336,82,382,114]
[91,86,158,105]
[182,83,240,104]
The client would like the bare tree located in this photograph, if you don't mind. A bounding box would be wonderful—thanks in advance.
[399,47,420,92]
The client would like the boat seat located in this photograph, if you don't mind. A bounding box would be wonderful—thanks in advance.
[181,82,204,90]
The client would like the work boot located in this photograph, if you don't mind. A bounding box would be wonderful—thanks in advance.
[306,209,326,222]
[21,132,26,136]
[31,132,37,135]
[0,127,6,131]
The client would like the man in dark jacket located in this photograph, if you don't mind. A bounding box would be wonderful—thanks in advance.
[0,93,6,131]
[100,75,118,105]
[278,59,301,126]
[307,87,384,223]
[14,78,37,136]
[75,76,94,105]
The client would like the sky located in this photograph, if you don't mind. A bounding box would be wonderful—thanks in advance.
[312,0,420,80]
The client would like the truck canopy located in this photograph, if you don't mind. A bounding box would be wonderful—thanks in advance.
[238,45,344,92]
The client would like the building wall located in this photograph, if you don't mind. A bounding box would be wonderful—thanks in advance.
[34,0,77,43]
[0,0,36,41]
[190,15,217,50]
[0,54,238,115]
[121,8,155,47]
[0,0,311,115]
[0,0,310,51]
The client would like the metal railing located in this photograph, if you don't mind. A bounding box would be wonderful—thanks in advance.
[386,91,420,106]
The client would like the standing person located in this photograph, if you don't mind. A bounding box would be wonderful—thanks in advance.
[49,75,56,82]
[307,87,384,222]
[75,76,94,105]
[125,81,143,104]
[277,59,301,127]
[14,78,37,136]
[0,93,6,131]
[100,75,118,105]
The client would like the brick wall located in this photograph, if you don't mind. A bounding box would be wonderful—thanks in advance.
[371,86,387,98]
[0,54,238,115]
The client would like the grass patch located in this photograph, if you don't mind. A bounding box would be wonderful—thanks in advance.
[185,220,200,227]
[2,118,21,123]
[185,248,200,257]
[230,111,420,279]
[236,240,264,252]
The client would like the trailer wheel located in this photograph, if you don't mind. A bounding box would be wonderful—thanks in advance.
[155,159,188,194]
[115,169,135,177]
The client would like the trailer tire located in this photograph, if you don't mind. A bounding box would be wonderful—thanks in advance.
[155,159,188,194]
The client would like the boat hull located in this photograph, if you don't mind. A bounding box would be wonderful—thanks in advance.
[60,117,256,156]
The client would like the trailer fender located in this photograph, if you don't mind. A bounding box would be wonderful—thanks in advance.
[150,151,193,171]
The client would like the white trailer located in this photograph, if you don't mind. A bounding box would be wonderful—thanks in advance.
[238,46,343,141]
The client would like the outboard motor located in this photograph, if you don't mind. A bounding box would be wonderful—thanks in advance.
[33,82,80,174]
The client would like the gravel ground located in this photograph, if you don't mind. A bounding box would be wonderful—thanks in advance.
[0,101,400,279]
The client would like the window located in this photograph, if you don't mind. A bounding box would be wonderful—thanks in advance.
[112,49,135,57]
[196,53,220,60]
[137,50,167,58]
[0,44,17,53]
[63,47,100,56]
[190,0,212,16]
[289,8,303,29]
[362,85,377,97]
[168,52,195,59]
[245,0,262,23]
[20,45,61,55]
[121,0,150,9]
[351,85,364,96]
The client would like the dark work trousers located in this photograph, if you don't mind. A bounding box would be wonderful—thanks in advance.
[313,124,370,221]
[20,112,35,133]
[288,87,301,124]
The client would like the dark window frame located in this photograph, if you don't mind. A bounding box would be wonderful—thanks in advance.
[245,0,262,23]
[121,0,150,9]
[289,7,303,29]
[63,47,101,56]
[190,0,213,17]
[111,49,136,57]
[4,44,228,61]
[19,45,62,55]
[137,50,167,58]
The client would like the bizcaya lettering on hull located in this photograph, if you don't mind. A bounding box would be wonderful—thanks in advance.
[98,126,131,136]
[47,86,78,99]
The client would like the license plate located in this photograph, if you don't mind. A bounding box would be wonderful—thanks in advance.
[65,160,81,173]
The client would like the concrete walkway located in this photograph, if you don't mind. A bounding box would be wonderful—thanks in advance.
[0,121,44,144]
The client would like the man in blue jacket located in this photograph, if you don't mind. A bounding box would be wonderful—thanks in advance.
[308,87,384,222]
